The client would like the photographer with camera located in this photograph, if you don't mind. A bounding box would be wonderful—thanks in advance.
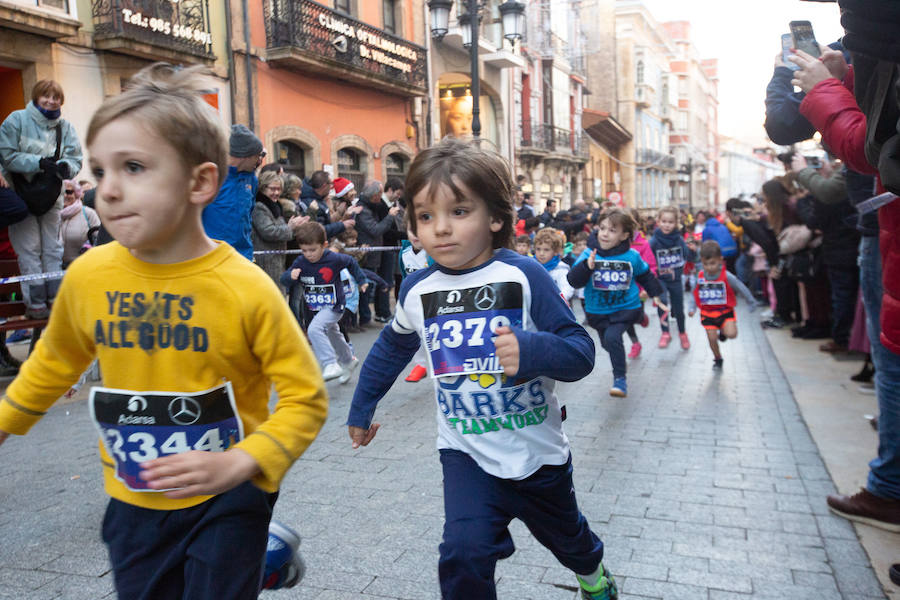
[0,79,82,320]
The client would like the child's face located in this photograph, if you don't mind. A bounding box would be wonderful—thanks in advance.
[343,232,358,247]
[89,116,212,263]
[701,256,723,278]
[596,218,630,250]
[515,242,531,255]
[573,240,587,256]
[411,181,501,271]
[658,211,677,234]
[533,242,558,264]
[300,242,326,263]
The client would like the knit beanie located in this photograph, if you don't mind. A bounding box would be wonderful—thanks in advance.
[333,177,355,198]
[230,124,263,157]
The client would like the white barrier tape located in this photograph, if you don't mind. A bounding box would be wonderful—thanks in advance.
[0,270,65,285]
[252,246,401,256]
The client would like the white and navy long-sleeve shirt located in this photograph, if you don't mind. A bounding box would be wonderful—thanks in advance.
[347,248,595,480]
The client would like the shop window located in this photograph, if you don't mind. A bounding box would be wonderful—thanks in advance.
[334,0,351,15]
[275,140,306,178]
[385,153,408,178]
[337,147,366,191]
[636,61,644,85]
[383,0,396,34]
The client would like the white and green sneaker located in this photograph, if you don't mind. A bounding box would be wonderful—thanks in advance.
[577,563,618,600]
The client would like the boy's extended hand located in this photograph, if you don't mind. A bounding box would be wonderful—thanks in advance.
[688,309,696,317]
[359,283,369,293]
[652,297,670,314]
[349,424,380,448]
[586,249,596,270]
[291,268,301,280]
[139,448,259,499]
[494,326,520,376]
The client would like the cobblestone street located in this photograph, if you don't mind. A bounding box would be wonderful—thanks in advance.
[0,304,890,599]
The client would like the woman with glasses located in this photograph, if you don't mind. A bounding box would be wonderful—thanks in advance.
[59,180,100,268]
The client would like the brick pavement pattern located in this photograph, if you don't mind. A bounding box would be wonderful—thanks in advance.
[0,304,888,599]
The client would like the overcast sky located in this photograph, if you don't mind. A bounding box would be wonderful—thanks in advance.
[639,0,844,147]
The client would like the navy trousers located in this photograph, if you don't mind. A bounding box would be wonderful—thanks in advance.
[102,482,277,600]
[586,307,643,379]
[438,449,604,600]
[657,277,686,334]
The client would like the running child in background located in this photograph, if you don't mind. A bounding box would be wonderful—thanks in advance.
[0,63,329,599]
[347,138,617,600]
[649,205,697,350]
[568,208,667,398]
[514,233,532,256]
[623,209,657,359]
[282,221,369,383]
[533,227,574,304]
[564,231,590,314]
[688,240,759,369]
[398,230,430,382]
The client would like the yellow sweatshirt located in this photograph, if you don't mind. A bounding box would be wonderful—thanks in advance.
[0,242,328,510]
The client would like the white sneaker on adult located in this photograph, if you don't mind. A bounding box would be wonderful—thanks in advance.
[338,357,359,384]
[321,362,343,381]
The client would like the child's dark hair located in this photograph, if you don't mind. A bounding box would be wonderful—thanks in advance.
[515,234,531,246]
[573,231,589,244]
[296,221,326,246]
[404,138,514,249]
[700,240,722,260]
[597,208,635,238]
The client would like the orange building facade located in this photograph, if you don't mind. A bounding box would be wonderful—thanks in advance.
[234,0,428,188]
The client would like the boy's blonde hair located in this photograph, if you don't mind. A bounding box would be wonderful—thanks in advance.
[533,227,564,253]
[86,63,228,187]
[657,205,679,221]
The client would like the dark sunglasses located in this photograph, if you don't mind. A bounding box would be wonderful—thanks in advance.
[64,189,75,194]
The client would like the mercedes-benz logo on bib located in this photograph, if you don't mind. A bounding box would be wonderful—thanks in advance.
[474,285,497,310]
[168,396,201,426]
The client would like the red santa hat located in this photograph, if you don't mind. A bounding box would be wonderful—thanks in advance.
[333,177,354,198]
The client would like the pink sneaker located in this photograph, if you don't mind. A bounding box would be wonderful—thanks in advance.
[658,332,671,348]
[628,341,642,359]
[679,332,690,350]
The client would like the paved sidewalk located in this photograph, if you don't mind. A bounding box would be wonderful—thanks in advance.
[0,303,889,599]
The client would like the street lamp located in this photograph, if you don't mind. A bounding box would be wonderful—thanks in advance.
[428,0,525,140]
[678,157,708,215]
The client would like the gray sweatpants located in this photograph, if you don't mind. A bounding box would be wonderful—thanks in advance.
[8,198,63,310]
[308,308,353,367]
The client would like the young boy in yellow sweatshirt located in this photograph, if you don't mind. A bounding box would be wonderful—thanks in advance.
[0,63,328,599]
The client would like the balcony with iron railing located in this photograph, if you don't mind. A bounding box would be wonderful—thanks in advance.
[518,121,588,162]
[637,148,677,170]
[265,0,427,96]
[91,0,214,61]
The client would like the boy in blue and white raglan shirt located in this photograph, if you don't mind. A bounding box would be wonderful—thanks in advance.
[347,139,617,600]
[568,208,667,398]
[281,222,368,384]
[649,205,697,350]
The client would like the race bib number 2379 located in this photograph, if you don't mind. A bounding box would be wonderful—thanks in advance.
[421,282,525,377]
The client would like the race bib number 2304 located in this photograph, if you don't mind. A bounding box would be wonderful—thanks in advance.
[90,383,243,492]
[421,282,525,377]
